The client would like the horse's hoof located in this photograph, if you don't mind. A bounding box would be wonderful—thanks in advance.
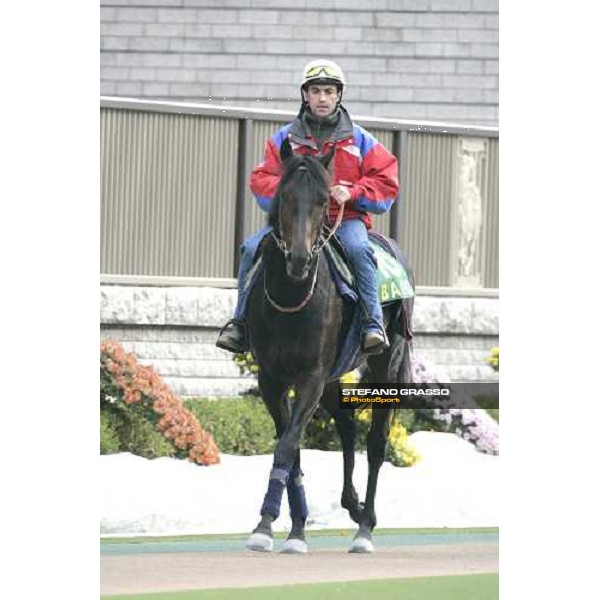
[280,538,308,554]
[349,537,375,554]
[245,533,273,552]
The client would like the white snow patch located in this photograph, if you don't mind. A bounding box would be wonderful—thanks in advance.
[100,432,498,537]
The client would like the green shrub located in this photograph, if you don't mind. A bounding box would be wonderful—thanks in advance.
[486,408,499,422]
[100,409,120,454]
[302,407,346,451]
[118,405,178,458]
[185,397,276,455]
[101,402,177,459]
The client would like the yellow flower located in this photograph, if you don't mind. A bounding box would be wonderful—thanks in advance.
[339,369,361,384]
[357,409,371,423]
[387,421,420,467]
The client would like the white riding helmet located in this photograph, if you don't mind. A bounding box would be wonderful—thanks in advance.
[300,59,346,92]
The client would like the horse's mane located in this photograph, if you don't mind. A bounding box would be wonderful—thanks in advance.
[268,154,330,229]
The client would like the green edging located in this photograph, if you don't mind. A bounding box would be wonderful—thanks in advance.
[101,527,498,545]
[101,573,499,600]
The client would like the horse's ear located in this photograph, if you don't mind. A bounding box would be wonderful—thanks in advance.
[320,147,335,171]
[280,137,293,163]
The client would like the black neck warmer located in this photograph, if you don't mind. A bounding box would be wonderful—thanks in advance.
[303,107,341,151]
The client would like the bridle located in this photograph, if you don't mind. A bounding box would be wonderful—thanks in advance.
[270,194,344,266]
[265,167,345,313]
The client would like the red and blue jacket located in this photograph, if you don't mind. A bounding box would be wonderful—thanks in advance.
[250,106,399,230]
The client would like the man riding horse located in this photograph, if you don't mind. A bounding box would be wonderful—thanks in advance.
[217,59,399,356]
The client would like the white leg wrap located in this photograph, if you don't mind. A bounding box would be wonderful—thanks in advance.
[348,536,375,554]
[245,533,273,552]
[280,538,308,554]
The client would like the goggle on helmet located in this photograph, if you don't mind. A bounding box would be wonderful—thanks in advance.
[300,60,346,92]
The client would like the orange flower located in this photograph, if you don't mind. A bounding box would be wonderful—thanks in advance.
[101,339,220,465]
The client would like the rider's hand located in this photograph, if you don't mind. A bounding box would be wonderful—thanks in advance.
[330,185,351,205]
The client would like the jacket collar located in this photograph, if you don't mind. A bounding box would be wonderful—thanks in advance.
[288,104,354,149]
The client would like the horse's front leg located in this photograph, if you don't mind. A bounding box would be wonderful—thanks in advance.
[280,449,309,554]
[245,372,286,553]
[349,408,392,554]
[247,374,324,553]
[262,388,309,554]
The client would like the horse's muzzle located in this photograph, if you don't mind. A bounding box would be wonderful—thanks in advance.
[286,252,311,281]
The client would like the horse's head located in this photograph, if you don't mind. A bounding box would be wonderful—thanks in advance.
[269,138,334,281]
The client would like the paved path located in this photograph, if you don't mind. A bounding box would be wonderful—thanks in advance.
[101,534,498,596]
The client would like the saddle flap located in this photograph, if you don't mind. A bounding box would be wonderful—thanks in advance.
[243,254,263,292]
[325,233,415,304]
[324,238,354,288]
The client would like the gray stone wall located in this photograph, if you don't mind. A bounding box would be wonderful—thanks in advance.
[100,0,499,126]
[100,285,499,397]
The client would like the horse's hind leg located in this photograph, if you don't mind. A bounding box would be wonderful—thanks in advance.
[350,407,392,554]
[334,410,365,523]
[322,384,363,523]
[347,335,410,553]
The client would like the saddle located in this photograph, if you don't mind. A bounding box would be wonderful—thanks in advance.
[323,231,415,306]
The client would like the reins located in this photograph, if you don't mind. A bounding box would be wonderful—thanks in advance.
[264,253,320,313]
[318,200,345,250]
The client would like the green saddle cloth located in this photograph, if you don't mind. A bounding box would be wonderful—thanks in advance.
[373,243,415,302]
[325,241,415,304]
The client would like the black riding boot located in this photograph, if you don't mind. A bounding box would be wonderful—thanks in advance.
[216,319,247,354]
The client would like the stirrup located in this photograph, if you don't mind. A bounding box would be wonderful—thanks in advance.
[361,328,389,356]
[216,318,247,354]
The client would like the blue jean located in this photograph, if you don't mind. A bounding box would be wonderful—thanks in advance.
[233,220,384,335]
[336,219,384,335]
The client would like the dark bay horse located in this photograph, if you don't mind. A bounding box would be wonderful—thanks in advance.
[245,138,413,554]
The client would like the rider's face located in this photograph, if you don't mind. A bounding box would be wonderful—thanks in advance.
[303,84,340,117]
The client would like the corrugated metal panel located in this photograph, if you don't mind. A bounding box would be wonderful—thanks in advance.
[101,103,498,289]
[101,108,238,277]
[247,119,286,235]
[484,137,499,288]
[402,133,457,287]
[368,128,394,238]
